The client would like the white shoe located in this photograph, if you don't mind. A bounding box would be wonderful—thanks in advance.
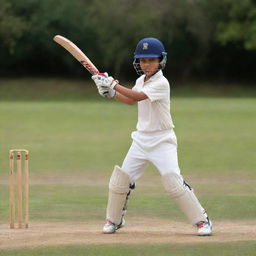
[103,221,116,234]
[103,219,125,234]
[197,218,212,236]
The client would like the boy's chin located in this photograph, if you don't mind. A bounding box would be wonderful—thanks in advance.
[144,70,157,76]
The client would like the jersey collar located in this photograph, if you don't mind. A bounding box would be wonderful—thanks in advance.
[144,70,163,83]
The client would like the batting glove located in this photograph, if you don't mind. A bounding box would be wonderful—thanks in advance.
[91,73,118,89]
[97,85,116,99]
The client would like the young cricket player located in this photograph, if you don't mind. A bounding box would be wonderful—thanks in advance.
[92,38,212,236]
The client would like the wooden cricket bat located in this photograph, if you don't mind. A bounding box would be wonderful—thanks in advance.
[53,35,103,75]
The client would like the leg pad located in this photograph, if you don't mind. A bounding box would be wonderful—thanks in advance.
[106,166,130,225]
[162,172,207,225]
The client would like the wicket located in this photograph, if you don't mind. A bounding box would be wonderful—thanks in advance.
[9,149,29,229]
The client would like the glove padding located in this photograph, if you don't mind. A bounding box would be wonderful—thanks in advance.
[97,85,116,99]
[91,74,118,90]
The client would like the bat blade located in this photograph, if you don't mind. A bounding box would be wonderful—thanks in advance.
[53,35,100,75]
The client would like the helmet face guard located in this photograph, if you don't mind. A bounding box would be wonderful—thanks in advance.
[133,38,167,75]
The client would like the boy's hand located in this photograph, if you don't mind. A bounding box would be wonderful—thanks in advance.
[91,74,118,89]
[97,85,116,99]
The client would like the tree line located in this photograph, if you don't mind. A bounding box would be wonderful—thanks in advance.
[0,0,256,82]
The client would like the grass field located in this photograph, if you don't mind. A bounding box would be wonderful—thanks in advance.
[0,79,255,255]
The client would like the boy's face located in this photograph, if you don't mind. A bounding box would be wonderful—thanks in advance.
[139,58,160,77]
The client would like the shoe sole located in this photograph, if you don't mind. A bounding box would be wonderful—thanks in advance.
[198,232,212,236]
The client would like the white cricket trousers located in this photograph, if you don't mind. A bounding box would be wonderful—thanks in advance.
[121,129,180,182]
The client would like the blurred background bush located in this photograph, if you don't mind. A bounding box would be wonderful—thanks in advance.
[0,0,256,84]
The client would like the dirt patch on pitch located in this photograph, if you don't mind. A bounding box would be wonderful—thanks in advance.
[0,218,255,250]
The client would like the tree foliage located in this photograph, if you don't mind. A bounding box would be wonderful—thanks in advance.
[211,0,256,50]
[0,0,28,53]
[0,0,255,81]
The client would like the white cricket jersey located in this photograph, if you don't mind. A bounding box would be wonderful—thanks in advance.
[132,70,174,132]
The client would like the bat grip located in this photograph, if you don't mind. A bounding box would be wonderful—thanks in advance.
[97,72,107,77]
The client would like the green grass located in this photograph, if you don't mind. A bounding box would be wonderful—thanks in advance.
[0,78,256,100]
[172,98,256,175]
[0,98,255,175]
[1,241,256,256]
[0,78,99,101]
[0,79,255,255]
[0,184,108,222]
[1,182,255,223]
[0,101,136,173]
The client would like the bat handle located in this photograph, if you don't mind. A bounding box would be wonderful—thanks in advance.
[97,72,107,77]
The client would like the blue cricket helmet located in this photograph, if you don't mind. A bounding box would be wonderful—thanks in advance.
[133,37,167,75]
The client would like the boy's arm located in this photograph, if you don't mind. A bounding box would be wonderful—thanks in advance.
[114,83,148,105]
[91,74,147,105]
